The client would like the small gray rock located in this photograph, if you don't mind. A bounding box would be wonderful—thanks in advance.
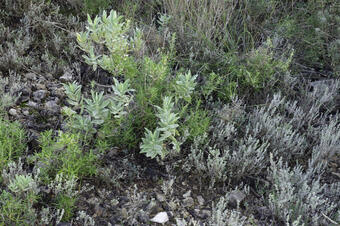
[94,204,105,217]
[197,195,205,206]
[22,110,30,116]
[44,73,53,80]
[33,90,48,102]
[183,197,194,207]
[156,193,166,202]
[45,100,60,114]
[35,83,47,90]
[8,108,18,117]
[50,87,65,99]
[27,101,39,109]
[121,208,128,219]
[183,190,191,198]
[150,212,169,224]
[228,190,246,207]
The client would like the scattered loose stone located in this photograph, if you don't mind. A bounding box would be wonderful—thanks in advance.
[121,208,128,219]
[183,197,194,207]
[27,101,39,109]
[196,195,204,206]
[20,87,32,98]
[44,73,54,80]
[45,100,60,114]
[22,110,30,116]
[50,87,65,99]
[94,204,105,217]
[183,190,191,198]
[228,190,246,207]
[150,211,169,224]
[33,90,48,102]
[8,108,18,117]
[35,83,47,90]
[156,193,166,202]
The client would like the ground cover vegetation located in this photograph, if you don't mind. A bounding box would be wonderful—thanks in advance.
[0,0,339,225]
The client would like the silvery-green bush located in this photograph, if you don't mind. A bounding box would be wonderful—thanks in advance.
[184,79,339,187]
[268,154,338,225]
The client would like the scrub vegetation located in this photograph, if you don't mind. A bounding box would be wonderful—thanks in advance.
[0,0,339,225]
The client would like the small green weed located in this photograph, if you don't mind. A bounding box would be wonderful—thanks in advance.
[0,191,37,225]
[55,194,76,222]
[29,131,97,183]
[0,118,26,173]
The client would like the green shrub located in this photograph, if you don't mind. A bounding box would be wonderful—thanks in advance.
[47,173,81,222]
[73,10,208,159]
[29,130,97,183]
[220,39,293,101]
[0,165,40,225]
[0,191,37,225]
[55,194,76,222]
[180,101,210,142]
[0,118,26,173]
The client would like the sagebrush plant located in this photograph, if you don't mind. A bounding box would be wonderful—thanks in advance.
[267,154,338,225]
[183,77,339,187]
[220,38,293,101]
[162,0,284,71]
[209,189,252,226]
[140,96,180,159]
[0,159,85,224]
